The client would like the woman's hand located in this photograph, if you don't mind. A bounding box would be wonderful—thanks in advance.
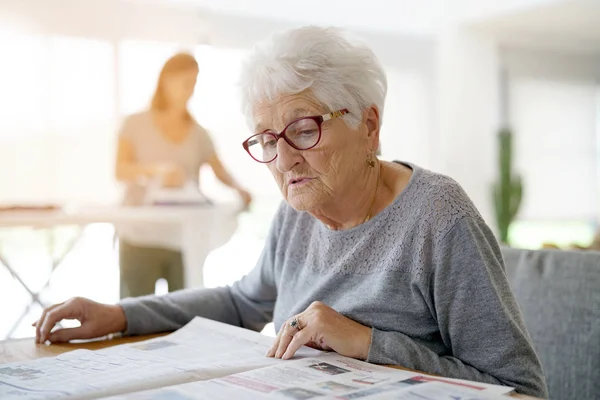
[155,164,186,188]
[266,301,372,361]
[33,297,127,344]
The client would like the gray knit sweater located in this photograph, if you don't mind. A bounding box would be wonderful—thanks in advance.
[120,163,548,398]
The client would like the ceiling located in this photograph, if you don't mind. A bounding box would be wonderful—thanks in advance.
[98,0,600,53]
[125,0,557,36]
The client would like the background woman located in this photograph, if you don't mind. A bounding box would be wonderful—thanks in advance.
[115,52,252,298]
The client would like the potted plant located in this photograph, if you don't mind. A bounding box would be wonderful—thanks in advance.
[492,128,523,245]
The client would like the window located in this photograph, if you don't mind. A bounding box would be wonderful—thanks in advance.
[0,33,119,338]
[0,34,117,204]
[509,77,599,247]
[0,32,47,202]
[49,36,117,204]
[0,32,46,139]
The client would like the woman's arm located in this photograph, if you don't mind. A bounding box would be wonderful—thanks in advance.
[207,152,252,207]
[367,217,548,398]
[119,254,276,334]
[207,152,239,189]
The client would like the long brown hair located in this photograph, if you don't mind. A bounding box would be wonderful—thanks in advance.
[151,52,199,121]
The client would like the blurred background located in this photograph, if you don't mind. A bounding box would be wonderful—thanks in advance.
[0,0,598,339]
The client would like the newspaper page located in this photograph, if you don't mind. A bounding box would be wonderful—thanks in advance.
[0,317,322,400]
[102,353,514,400]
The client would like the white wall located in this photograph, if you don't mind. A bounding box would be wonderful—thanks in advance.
[502,47,600,81]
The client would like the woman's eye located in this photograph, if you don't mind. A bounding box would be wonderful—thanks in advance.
[263,139,277,147]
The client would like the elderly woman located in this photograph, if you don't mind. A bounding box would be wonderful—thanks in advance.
[34,27,547,398]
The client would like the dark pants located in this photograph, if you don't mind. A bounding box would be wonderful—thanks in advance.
[119,241,184,298]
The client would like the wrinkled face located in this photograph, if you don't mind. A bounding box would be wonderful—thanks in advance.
[253,92,371,212]
[163,69,197,108]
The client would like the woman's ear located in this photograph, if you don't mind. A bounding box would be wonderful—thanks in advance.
[364,105,380,150]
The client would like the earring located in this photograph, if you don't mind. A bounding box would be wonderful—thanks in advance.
[366,151,376,168]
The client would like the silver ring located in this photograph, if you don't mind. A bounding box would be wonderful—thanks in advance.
[289,317,300,330]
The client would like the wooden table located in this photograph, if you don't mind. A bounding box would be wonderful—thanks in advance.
[0,335,541,399]
[0,334,165,364]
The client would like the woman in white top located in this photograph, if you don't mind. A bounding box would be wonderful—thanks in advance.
[115,52,252,298]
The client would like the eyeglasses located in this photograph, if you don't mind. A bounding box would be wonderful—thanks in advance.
[242,109,349,163]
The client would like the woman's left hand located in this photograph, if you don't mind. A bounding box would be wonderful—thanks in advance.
[266,301,372,361]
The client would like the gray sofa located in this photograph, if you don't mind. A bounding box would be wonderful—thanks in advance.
[502,247,600,400]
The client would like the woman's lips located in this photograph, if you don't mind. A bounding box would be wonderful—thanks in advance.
[288,177,314,187]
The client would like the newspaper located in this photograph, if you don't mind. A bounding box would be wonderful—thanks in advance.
[0,317,320,399]
[0,317,514,399]
[103,353,513,400]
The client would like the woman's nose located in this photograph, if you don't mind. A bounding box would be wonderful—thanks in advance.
[275,139,302,173]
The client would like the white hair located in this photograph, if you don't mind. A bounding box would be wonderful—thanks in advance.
[239,26,388,129]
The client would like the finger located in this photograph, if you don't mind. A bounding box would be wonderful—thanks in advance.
[275,318,303,359]
[282,328,313,360]
[266,326,283,357]
[39,302,80,344]
[275,328,296,359]
[35,303,62,343]
[48,326,90,344]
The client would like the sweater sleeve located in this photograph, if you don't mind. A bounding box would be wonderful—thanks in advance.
[367,217,548,399]
[118,206,283,336]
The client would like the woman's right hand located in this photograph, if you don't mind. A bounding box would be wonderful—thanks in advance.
[33,297,127,344]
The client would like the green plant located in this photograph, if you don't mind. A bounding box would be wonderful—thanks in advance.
[492,128,523,244]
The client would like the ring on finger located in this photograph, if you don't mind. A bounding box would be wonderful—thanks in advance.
[289,317,301,330]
